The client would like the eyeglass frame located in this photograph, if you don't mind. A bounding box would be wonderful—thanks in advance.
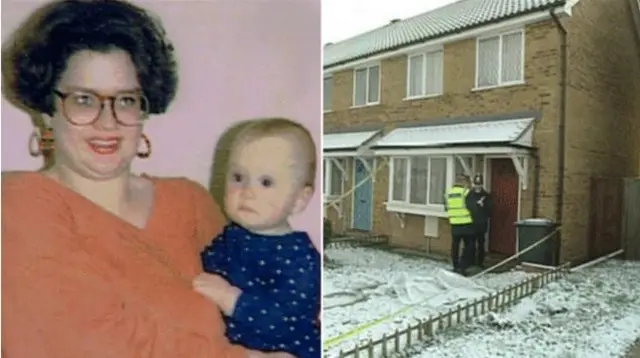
[53,89,150,127]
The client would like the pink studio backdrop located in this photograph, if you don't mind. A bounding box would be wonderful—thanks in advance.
[1,0,322,249]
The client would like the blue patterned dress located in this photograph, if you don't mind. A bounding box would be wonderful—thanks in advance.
[201,223,321,358]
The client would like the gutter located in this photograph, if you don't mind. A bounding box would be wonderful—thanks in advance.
[370,142,533,151]
[550,8,568,265]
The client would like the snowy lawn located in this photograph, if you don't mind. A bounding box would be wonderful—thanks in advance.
[323,246,535,356]
[400,259,640,358]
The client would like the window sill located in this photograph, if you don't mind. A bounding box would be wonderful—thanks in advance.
[385,201,447,218]
[472,81,525,92]
[403,93,442,101]
[350,102,380,109]
[323,109,333,114]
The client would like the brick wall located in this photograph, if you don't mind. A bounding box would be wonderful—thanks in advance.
[630,0,640,49]
[560,0,640,262]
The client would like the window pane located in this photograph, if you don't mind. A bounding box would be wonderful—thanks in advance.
[392,158,408,201]
[354,69,367,106]
[477,37,500,87]
[329,160,343,196]
[367,66,380,103]
[428,158,447,205]
[409,157,429,204]
[454,156,473,178]
[323,77,332,111]
[408,55,424,97]
[501,32,523,83]
[425,50,443,95]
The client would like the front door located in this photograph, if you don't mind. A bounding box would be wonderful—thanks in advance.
[489,158,519,255]
[352,158,373,231]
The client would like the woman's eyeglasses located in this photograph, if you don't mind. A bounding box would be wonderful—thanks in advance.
[53,89,149,126]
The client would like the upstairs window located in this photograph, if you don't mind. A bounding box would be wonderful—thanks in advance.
[407,50,444,98]
[353,65,380,106]
[476,30,524,88]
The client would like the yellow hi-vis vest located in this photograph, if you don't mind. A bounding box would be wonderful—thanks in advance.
[446,186,473,225]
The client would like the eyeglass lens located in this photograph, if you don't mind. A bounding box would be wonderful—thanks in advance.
[63,91,149,125]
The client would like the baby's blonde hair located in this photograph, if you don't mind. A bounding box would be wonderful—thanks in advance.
[230,117,317,188]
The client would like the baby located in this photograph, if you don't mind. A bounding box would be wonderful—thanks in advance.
[193,118,321,358]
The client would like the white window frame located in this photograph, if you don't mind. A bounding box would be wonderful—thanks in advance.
[323,75,332,112]
[474,29,525,90]
[405,48,444,99]
[352,64,381,107]
[323,158,345,199]
[453,155,476,178]
[386,155,476,217]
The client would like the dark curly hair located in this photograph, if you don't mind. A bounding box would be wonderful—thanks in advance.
[2,0,178,116]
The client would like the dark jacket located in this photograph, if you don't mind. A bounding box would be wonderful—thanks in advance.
[467,189,493,226]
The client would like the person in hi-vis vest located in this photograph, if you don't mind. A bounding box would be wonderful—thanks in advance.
[444,174,475,276]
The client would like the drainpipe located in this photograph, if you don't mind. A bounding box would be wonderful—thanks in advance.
[532,149,541,217]
[550,8,568,265]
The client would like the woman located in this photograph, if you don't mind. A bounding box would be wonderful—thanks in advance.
[1,1,295,357]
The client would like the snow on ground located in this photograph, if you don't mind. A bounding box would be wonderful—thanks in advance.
[323,246,535,356]
[401,259,640,358]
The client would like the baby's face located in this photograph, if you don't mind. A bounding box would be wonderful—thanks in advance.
[224,135,308,234]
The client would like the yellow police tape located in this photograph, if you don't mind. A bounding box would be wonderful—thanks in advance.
[323,227,562,349]
[323,294,430,348]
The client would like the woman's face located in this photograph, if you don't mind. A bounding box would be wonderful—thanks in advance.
[47,49,143,180]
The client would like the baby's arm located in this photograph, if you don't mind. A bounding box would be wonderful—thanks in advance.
[196,230,243,314]
[200,232,231,275]
[230,252,320,332]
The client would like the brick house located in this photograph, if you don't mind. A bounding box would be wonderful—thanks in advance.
[322,0,640,265]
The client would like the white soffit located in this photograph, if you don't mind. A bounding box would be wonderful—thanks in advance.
[376,118,535,148]
[323,130,379,151]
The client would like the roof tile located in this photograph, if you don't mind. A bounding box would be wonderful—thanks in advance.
[324,0,565,68]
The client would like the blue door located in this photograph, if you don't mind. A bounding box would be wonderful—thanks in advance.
[352,158,373,231]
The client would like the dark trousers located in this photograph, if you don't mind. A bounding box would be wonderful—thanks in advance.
[451,233,474,273]
[471,222,488,267]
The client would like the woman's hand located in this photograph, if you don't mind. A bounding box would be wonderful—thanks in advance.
[247,350,297,358]
[264,352,297,358]
[193,273,241,316]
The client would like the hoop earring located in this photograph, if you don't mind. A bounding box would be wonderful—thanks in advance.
[28,131,41,157]
[28,128,54,157]
[137,133,152,158]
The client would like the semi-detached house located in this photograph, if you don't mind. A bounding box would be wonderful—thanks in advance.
[322,0,640,264]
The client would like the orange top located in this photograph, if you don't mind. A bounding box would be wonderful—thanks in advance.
[1,172,248,358]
